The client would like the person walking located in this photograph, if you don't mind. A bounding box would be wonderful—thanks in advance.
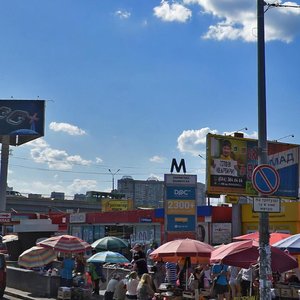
[211,262,230,300]
[105,274,121,300]
[137,273,155,300]
[228,266,241,299]
[88,253,106,295]
[60,253,75,287]
[126,271,139,299]
[165,261,177,286]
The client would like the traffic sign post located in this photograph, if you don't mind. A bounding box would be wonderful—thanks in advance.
[252,164,280,195]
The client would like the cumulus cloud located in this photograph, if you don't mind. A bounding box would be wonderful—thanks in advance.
[66,179,98,195]
[49,122,86,136]
[28,138,92,170]
[177,127,257,156]
[154,0,300,42]
[154,0,192,22]
[115,10,131,19]
[149,155,166,163]
[177,127,217,156]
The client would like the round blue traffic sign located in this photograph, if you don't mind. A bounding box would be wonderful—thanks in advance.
[252,164,280,195]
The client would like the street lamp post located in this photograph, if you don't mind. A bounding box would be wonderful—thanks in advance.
[257,0,271,299]
[108,169,120,192]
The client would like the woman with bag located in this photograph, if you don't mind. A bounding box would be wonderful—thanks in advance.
[211,262,230,300]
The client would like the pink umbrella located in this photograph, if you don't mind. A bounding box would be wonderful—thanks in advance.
[233,232,291,245]
[210,240,298,273]
[37,234,91,253]
[149,238,214,262]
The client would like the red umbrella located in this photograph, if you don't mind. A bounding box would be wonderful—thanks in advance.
[149,238,214,262]
[233,232,291,245]
[210,240,298,273]
[37,234,91,253]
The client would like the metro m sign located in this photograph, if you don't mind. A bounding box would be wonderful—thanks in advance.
[0,213,11,223]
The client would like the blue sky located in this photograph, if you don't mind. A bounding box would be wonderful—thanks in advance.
[1,0,300,198]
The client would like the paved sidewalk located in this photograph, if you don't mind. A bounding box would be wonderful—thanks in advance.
[5,287,105,300]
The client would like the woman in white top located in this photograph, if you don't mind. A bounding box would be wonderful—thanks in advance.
[126,271,139,299]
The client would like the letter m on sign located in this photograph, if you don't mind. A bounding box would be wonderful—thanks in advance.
[170,159,186,174]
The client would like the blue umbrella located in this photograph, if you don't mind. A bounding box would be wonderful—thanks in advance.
[273,233,300,253]
[87,251,130,264]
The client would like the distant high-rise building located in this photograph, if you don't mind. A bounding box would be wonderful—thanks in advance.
[117,176,206,209]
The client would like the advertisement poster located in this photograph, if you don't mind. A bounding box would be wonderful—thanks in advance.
[206,134,299,198]
[211,223,232,245]
[0,100,45,145]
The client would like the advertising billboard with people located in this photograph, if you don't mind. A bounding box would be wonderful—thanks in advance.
[206,133,300,198]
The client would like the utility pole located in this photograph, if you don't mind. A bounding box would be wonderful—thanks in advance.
[0,136,10,212]
[257,0,271,299]
[108,169,120,192]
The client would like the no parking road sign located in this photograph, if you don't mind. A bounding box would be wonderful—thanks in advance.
[252,164,280,195]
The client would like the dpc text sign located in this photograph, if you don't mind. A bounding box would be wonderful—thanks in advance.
[253,197,281,213]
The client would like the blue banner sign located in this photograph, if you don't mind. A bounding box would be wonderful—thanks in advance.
[166,186,196,200]
[167,215,196,231]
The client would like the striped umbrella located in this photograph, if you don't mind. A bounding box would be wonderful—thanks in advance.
[37,234,91,253]
[18,246,57,268]
[87,251,129,264]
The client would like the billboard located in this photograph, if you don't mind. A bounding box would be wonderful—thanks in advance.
[101,199,133,212]
[0,100,45,145]
[206,133,300,198]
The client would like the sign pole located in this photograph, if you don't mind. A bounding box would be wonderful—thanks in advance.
[257,0,272,299]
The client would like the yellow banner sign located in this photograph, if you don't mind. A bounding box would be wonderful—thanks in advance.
[166,200,196,215]
[102,199,133,212]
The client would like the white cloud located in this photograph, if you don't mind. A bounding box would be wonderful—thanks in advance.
[177,127,217,156]
[147,173,163,181]
[149,155,166,163]
[178,127,258,156]
[154,0,192,23]
[96,157,103,164]
[115,10,131,19]
[66,179,98,195]
[8,178,98,197]
[28,138,91,170]
[155,0,300,42]
[49,122,86,136]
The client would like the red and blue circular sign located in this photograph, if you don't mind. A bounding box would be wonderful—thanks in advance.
[252,164,280,195]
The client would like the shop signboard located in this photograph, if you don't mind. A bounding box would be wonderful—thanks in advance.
[0,213,11,223]
[102,199,133,212]
[206,133,300,198]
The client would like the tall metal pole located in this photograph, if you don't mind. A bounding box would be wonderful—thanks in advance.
[0,136,10,212]
[257,1,271,299]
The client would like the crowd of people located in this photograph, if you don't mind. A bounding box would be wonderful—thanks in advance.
[42,241,300,300]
